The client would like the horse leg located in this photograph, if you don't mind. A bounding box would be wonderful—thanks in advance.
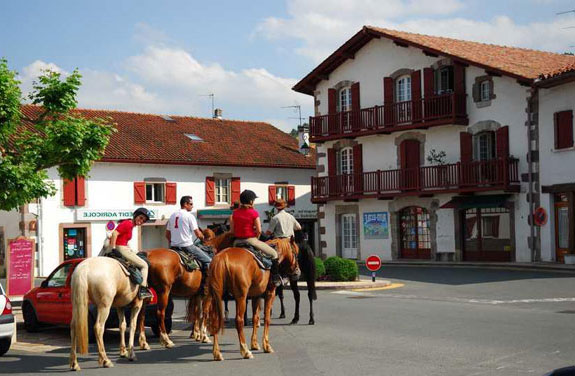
[199,296,211,343]
[157,290,175,348]
[95,305,114,368]
[137,300,150,350]
[69,319,80,371]
[235,294,253,359]
[193,296,203,341]
[290,279,300,325]
[127,300,143,361]
[262,288,276,354]
[250,297,261,351]
[224,296,229,323]
[308,285,315,325]
[117,309,128,358]
[277,285,286,319]
[213,332,223,361]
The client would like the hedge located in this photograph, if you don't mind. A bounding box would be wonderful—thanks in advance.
[314,257,326,279]
[324,256,358,281]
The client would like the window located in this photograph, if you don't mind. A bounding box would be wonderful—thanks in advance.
[480,80,491,101]
[146,183,165,203]
[341,213,358,259]
[338,87,352,112]
[474,131,496,161]
[339,147,354,175]
[395,76,412,103]
[435,66,454,94]
[482,215,500,238]
[268,184,295,206]
[554,110,574,150]
[276,185,288,201]
[47,264,72,287]
[215,178,230,204]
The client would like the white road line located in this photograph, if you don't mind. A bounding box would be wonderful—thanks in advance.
[468,297,575,305]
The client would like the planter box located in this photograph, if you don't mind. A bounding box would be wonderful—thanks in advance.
[564,254,575,265]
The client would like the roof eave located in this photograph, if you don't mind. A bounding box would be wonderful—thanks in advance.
[98,158,316,170]
[535,70,575,88]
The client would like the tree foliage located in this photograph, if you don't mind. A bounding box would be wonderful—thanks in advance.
[0,58,115,211]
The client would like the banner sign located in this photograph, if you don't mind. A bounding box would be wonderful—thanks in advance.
[363,212,389,239]
[7,237,35,297]
[77,209,158,221]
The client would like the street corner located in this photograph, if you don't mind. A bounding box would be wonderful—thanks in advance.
[305,278,394,291]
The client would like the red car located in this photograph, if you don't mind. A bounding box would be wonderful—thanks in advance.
[22,258,173,339]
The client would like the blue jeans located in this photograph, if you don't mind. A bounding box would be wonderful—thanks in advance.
[173,245,212,269]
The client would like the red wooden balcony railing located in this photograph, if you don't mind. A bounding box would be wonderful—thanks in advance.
[311,158,519,202]
[310,93,468,142]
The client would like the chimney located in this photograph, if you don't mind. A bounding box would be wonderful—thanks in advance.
[298,125,310,156]
[213,108,223,120]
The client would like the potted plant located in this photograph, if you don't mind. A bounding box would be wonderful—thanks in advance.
[426,149,449,187]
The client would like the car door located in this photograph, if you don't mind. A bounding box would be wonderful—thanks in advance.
[35,263,73,324]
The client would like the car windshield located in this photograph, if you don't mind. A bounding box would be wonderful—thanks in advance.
[47,264,72,287]
[0,282,4,295]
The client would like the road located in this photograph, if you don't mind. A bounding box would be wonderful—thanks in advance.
[1,265,575,375]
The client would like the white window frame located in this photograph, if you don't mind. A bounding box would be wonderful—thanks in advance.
[145,182,165,203]
[341,213,358,259]
[480,80,491,101]
[395,75,412,103]
[215,177,231,204]
[275,185,289,202]
[339,147,354,175]
[474,131,496,161]
[338,87,352,113]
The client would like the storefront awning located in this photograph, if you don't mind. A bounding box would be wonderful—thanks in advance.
[197,209,232,219]
[440,194,511,209]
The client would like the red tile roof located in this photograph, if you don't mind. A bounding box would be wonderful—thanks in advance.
[293,26,575,95]
[20,105,315,169]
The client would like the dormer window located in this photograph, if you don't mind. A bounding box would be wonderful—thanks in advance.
[338,87,352,112]
[395,76,412,103]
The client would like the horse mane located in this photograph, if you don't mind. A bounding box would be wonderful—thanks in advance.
[202,228,216,241]
[267,237,298,262]
[204,231,235,252]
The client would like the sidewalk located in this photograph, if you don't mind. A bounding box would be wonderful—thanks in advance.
[372,260,575,273]
[298,278,391,290]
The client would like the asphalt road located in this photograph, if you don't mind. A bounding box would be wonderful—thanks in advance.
[2,265,575,376]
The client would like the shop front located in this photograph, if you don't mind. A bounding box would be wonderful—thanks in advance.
[542,184,575,263]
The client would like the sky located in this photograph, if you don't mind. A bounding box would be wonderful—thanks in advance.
[3,0,575,132]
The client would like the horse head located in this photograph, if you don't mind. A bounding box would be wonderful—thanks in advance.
[202,228,216,241]
[269,237,300,281]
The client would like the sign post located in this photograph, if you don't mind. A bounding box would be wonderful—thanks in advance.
[365,254,382,282]
[7,237,35,297]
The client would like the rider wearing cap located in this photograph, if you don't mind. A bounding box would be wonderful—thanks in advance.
[266,199,301,239]
[231,190,282,286]
[110,207,154,299]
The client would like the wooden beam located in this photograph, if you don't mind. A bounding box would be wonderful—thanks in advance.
[485,70,502,77]
[318,74,329,81]
[423,50,439,57]
[394,41,409,48]
[342,52,355,59]
[517,79,532,87]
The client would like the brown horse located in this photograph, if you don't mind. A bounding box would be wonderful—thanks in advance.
[206,238,299,361]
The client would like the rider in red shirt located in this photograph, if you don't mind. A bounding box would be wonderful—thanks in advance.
[230,190,281,286]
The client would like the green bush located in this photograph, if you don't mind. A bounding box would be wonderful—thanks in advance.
[314,257,326,279]
[324,256,358,281]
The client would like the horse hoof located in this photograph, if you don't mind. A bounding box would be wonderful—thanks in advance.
[243,351,254,359]
[102,360,114,368]
[309,319,315,325]
[165,341,175,349]
[128,348,137,362]
[202,336,212,344]
[70,363,81,371]
[290,319,299,325]
[119,350,128,358]
[278,313,286,319]
[214,353,224,361]
[263,345,274,354]
[140,343,150,351]
[251,343,260,351]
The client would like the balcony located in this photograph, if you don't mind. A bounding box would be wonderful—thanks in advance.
[311,158,519,203]
[310,93,468,143]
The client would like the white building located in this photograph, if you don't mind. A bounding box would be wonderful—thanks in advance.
[293,26,575,263]
[0,106,316,277]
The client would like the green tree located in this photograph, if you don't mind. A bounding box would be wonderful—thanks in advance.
[0,58,115,211]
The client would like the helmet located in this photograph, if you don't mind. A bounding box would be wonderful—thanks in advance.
[133,207,152,221]
[239,190,258,204]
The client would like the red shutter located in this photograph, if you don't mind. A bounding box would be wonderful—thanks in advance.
[328,148,337,176]
[351,82,360,111]
[411,70,422,122]
[353,144,363,192]
[460,132,472,163]
[165,182,177,204]
[134,182,146,204]
[555,110,574,149]
[423,67,434,97]
[454,62,465,95]
[63,179,76,207]
[383,77,394,127]
[205,177,215,206]
[399,141,408,169]
[328,88,337,114]
[287,185,295,206]
[75,177,86,206]
[231,177,241,203]
[496,126,510,159]
[268,185,277,205]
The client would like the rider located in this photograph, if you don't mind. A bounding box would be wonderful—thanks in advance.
[166,195,212,274]
[110,207,154,299]
[266,198,301,239]
[231,190,282,287]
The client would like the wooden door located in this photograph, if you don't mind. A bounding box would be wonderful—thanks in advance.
[555,201,569,263]
[399,207,431,259]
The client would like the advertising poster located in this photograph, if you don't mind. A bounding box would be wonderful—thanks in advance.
[363,212,389,239]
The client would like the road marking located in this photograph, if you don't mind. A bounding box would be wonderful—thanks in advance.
[352,283,405,292]
[468,297,575,305]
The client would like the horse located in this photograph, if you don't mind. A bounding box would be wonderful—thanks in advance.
[276,233,317,325]
[69,257,143,371]
[206,237,300,361]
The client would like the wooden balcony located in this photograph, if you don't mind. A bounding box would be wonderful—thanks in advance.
[311,158,520,203]
[310,93,468,143]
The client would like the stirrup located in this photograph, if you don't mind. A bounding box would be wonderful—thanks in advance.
[139,286,153,300]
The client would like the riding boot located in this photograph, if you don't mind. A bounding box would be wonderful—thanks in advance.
[270,259,282,287]
[199,264,209,295]
[139,285,153,300]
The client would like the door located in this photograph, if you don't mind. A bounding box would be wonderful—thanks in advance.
[142,225,167,250]
[35,263,73,323]
[341,214,358,259]
[63,228,87,260]
[463,207,511,261]
[555,193,570,263]
[399,207,431,259]
[400,140,420,190]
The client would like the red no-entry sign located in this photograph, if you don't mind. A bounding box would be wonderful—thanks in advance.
[366,255,382,272]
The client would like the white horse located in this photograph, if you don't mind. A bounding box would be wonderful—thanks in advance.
[69,257,144,370]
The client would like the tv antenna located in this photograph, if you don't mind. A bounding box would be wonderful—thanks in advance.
[199,93,215,117]
[281,104,304,128]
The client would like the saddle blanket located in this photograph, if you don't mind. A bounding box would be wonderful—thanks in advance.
[105,250,149,285]
[169,247,200,271]
[233,243,273,270]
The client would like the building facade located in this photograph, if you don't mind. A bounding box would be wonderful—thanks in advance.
[293,26,575,263]
[0,107,316,277]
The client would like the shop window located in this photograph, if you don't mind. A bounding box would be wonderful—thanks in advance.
[481,215,500,238]
[63,227,87,260]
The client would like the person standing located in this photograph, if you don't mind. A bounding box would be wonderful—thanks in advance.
[110,207,153,299]
[266,199,301,239]
[166,196,212,273]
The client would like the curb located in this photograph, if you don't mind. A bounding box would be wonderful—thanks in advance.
[296,279,391,290]
[363,261,575,274]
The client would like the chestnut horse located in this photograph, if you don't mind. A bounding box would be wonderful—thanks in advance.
[207,238,299,361]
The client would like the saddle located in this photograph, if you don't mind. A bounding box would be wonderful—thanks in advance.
[170,243,215,272]
[106,250,150,285]
[234,242,273,270]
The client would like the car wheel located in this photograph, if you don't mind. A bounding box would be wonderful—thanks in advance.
[22,303,40,333]
[0,338,11,356]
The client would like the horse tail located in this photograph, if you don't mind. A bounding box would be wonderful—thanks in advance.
[207,256,225,335]
[71,265,89,354]
[300,244,317,301]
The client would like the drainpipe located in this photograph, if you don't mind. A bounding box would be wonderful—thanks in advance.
[527,87,537,262]
[37,197,43,277]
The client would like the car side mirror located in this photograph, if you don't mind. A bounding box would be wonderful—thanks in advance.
[40,280,48,288]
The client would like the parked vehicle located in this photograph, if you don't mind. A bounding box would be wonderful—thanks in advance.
[0,282,15,356]
[22,258,173,340]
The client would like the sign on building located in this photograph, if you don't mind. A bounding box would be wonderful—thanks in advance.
[76,209,158,221]
[363,212,389,239]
